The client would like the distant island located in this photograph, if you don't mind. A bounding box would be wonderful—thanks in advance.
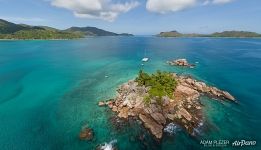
[0,19,133,40]
[158,30,261,38]
[2,18,260,39]
[65,26,133,37]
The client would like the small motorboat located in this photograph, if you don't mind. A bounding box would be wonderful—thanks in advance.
[142,57,149,62]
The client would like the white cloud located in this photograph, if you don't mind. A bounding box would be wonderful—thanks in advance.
[146,0,197,14]
[202,0,234,5]
[51,0,139,22]
[50,0,235,20]
[212,0,233,4]
[146,0,235,14]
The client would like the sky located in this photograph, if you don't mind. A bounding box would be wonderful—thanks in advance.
[0,0,261,35]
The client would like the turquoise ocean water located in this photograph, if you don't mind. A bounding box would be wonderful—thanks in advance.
[0,37,261,150]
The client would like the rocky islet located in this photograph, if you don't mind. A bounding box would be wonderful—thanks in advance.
[167,58,195,67]
[99,72,235,140]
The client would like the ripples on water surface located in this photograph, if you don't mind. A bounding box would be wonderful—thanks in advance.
[0,37,261,149]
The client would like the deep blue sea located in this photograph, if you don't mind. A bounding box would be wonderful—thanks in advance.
[0,37,261,150]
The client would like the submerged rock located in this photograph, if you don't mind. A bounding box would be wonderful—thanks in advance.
[98,101,106,107]
[79,127,94,141]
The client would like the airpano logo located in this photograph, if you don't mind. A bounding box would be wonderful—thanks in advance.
[232,140,256,147]
[200,139,257,147]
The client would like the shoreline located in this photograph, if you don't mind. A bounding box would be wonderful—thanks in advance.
[0,38,82,41]
[2,36,261,41]
[156,36,261,39]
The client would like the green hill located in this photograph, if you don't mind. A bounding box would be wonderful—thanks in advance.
[118,33,133,36]
[0,29,84,39]
[157,31,204,37]
[65,27,117,36]
[158,30,261,38]
[0,19,83,39]
[64,27,133,36]
[0,19,133,39]
[157,31,182,37]
[0,19,30,34]
[211,31,261,37]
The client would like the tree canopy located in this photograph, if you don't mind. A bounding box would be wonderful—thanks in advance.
[135,70,177,104]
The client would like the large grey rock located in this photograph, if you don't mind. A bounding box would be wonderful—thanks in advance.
[222,91,235,101]
[118,107,129,119]
[175,85,200,100]
[177,108,192,121]
[150,112,166,125]
[139,114,163,139]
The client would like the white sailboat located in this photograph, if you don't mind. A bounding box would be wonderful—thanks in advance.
[142,57,149,62]
[141,49,149,62]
